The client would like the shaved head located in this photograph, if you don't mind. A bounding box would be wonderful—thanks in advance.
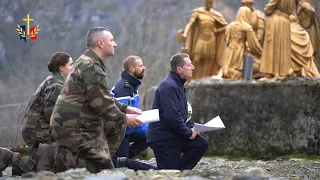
[123,55,141,72]
[123,55,145,79]
[86,27,110,48]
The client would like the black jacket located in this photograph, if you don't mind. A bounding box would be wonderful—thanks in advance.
[112,71,148,135]
[147,71,194,143]
[112,71,141,98]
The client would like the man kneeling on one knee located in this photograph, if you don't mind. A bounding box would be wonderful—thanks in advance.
[147,53,209,170]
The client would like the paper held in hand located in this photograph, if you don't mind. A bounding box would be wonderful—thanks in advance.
[194,116,225,133]
[137,109,160,123]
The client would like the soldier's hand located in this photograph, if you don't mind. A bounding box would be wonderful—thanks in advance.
[189,128,198,140]
[125,114,143,128]
[126,106,142,115]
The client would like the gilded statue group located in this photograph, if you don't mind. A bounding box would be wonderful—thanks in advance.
[177,0,320,81]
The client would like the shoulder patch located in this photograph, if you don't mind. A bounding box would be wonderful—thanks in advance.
[124,80,130,88]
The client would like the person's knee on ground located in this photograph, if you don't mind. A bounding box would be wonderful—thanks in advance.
[12,154,36,176]
[54,146,76,172]
[0,147,36,176]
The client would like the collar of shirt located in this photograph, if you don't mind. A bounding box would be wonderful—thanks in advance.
[169,71,187,87]
[84,49,106,72]
[121,70,141,89]
[52,72,65,83]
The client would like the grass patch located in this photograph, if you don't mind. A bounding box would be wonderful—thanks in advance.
[281,154,320,161]
[203,153,256,161]
[203,153,320,161]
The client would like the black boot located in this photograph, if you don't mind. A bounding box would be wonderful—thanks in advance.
[0,147,14,176]
[115,156,157,171]
[11,152,36,176]
[115,157,127,168]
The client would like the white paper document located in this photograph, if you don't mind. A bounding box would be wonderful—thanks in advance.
[137,109,160,123]
[194,116,225,133]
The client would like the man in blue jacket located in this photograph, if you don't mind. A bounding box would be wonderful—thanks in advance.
[147,53,208,170]
[112,55,155,170]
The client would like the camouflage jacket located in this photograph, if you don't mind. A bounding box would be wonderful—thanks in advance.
[50,49,128,150]
[21,72,65,146]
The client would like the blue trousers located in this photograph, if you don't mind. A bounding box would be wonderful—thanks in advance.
[149,135,208,170]
[112,132,156,171]
[113,131,148,159]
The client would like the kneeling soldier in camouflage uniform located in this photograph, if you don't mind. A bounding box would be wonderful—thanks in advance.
[21,52,72,173]
[50,27,143,173]
[1,52,73,176]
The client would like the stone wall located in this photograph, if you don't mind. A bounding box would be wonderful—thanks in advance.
[186,78,320,158]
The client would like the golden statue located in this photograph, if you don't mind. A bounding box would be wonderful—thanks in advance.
[290,15,320,78]
[295,0,320,66]
[177,0,227,80]
[241,0,266,74]
[259,0,295,80]
[241,0,266,45]
[222,6,263,80]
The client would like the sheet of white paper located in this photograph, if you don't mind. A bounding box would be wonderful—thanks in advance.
[194,116,225,133]
[204,116,225,128]
[137,109,160,123]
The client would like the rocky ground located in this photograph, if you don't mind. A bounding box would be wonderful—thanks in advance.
[2,157,320,179]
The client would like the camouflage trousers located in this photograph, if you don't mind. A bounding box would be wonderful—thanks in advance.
[32,143,56,172]
[21,123,53,148]
[21,119,55,172]
[54,122,126,173]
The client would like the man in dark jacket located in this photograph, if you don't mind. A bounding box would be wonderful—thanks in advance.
[147,53,208,170]
[111,55,156,171]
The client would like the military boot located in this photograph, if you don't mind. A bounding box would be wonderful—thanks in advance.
[11,152,36,175]
[0,147,36,176]
[0,147,14,176]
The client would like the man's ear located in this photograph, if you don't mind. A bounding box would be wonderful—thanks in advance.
[97,39,104,48]
[129,66,135,73]
[177,67,182,73]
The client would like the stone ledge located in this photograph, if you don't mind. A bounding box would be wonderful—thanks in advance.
[186,77,320,158]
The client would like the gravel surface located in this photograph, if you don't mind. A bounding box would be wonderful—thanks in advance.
[2,157,320,179]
